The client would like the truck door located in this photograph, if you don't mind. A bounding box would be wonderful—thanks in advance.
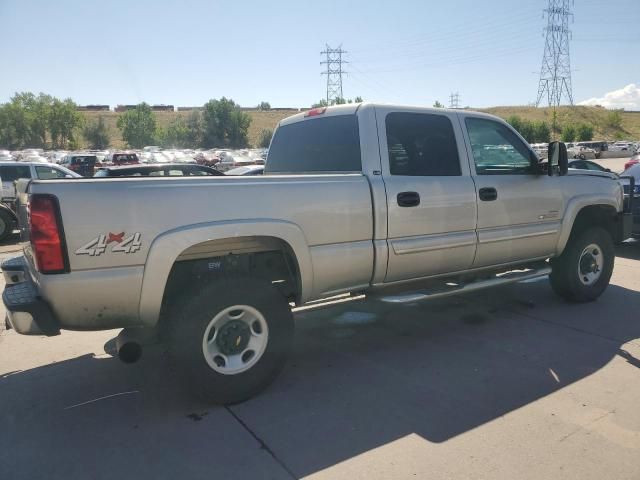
[377,108,478,283]
[460,114,564,267]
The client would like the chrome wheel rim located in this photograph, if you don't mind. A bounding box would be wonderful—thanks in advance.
[202,305,269,375]
[578,243,603,286]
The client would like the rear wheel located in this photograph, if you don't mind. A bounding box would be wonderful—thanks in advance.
[0,209,14,242]
[550,227,614,302]
[165,277,294,404]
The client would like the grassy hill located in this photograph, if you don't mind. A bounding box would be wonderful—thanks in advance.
[481,106,640,141]
[81,109,300,150]
[80,105,640,150]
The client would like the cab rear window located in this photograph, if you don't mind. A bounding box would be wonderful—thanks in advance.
[266,115,361,173]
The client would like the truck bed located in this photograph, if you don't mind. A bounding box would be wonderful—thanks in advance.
[26,174,375,329]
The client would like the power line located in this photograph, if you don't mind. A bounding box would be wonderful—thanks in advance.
[351,45,538,75]
[349,8,539,56]
[320,44,347,104]
[535,0,574,107]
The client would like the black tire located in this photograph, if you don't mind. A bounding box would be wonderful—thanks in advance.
[165,277,294,404]
[0,209,14,242]
[579,154,586,160]
[550,227,614,302]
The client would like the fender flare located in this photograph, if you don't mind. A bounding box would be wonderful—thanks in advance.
[138,219,313,327]
[556,195,620,255]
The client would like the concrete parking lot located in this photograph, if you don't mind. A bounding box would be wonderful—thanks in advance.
[1,238,639,480]
[594,156,634,173]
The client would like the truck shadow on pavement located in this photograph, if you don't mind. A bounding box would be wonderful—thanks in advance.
[0,231,20,247]
[616,239,640,260]
[1,278,640,479]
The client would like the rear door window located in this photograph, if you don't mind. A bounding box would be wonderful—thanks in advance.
[385,112,461,176]
[266,115,361,173]
[0,165,31,181]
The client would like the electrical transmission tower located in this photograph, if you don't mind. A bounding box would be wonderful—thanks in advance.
[321,45,347,104]
[449,92,461,109]
[535,0,574,107]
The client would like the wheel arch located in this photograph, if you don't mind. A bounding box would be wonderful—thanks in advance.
[557,199,620,255]
[138,220,313,327]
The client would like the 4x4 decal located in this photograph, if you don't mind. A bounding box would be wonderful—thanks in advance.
[75,232,142,256]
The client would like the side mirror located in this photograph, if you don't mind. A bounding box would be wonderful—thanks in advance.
[548,141,568,176]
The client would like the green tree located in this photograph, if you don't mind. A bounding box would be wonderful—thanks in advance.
[506,115,523,133]
[257,101,271,111]
[184,110,203,147]
[433,101,444,108]
[201,97,251,148]
[158,117,189,148]
[16,92,52,147]
[576,123,594,141]
[49,98,82,149]
[532,121,551,143]
[83,116,110,149]
[228,110,251,148]
[1,92,53,148]
[311,99,329,108]
[354,96,364,103]
[561,124,577,142]
[519,120,535,143]
[507,116,535,142]
[116,103,157,148]
[0,103,19,149]
[257,129,273,148]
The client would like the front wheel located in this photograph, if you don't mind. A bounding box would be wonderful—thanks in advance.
[165,277,294,404]
[550,227,614,302]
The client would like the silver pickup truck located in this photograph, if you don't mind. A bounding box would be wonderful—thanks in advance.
[2,104,633,404]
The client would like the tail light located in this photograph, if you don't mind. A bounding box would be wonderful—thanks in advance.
[29,194,68,274]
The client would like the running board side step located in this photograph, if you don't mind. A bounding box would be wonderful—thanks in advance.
[377,266,551,304]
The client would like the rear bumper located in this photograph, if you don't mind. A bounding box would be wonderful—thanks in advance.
[2,256,60,336]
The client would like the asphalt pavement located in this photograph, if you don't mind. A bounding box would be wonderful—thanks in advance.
[594,156,634,173]
[1,239,639,479]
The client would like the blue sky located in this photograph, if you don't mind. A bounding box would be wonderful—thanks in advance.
[1,0,638,108]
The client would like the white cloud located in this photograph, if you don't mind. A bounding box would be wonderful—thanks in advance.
[578,84,640,110]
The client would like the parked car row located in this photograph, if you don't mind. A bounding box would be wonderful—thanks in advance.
[0,146,268,176]
[0,161,81,241]
[529,140,640,161]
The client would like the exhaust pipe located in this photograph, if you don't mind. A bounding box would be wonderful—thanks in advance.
[115,328,144,364]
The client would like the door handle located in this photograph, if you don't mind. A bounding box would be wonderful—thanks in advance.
[397,191,420,207]
[478,187,498,201]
